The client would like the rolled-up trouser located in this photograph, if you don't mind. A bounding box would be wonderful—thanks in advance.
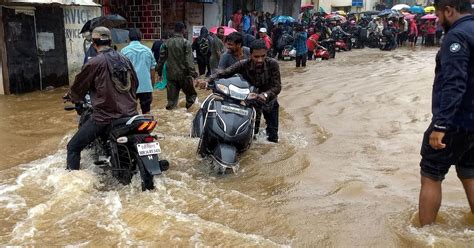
[67,118,108,170]
[255,99,279,140]
[137,92,153,114]
[166,78,197,109]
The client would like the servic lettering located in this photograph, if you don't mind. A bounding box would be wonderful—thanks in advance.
[64,8,93,24]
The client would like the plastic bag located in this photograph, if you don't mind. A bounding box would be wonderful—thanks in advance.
[289,49,297,57]
[154,63,167,90]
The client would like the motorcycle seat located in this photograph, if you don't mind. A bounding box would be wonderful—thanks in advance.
[111,117,132,127]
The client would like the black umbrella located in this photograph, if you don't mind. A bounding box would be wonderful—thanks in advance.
[110,28,129,44]
[80,14,127,34]
[377,9,394,17]
[361,10,380,15]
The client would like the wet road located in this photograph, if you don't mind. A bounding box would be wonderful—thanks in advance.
[1,47,473,247]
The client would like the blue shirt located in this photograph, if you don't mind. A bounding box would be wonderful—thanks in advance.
[293,31,308,56]
[243,15,251,32]
[121,41,156,93]
[432,15,474,132]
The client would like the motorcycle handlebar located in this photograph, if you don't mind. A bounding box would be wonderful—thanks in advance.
[64,106,78,111]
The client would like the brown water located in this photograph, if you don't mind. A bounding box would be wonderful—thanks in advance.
[1,48,473,247]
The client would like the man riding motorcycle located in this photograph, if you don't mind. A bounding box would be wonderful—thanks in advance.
[64,27,139,170]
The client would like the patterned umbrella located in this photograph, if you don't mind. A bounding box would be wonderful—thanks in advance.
[209,26,237,36]
[271,15,297,24]
[421,14,437,20]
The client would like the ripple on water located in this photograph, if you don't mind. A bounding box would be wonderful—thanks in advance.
[390,207,474,247]
[0,106,305,246]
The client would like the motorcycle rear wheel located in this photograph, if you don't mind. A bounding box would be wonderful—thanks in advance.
[136,157,155,191]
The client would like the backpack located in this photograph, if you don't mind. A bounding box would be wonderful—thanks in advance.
[103,49,132,93]
[197,37,210,55]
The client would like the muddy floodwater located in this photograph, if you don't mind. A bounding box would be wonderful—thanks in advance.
[1,48,473,247]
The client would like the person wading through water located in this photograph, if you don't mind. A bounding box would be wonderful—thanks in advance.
[196,40,281,143]
[157,22,198,110]
[418,0,474,226]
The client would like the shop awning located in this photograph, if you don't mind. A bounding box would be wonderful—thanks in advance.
[5,0,100,6]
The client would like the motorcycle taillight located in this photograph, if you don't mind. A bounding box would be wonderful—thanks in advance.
[136,121,157,132]
[144,136,154,143]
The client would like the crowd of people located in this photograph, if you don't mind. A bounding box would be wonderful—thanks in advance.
[150,7,447,73]
[65,0,474,231]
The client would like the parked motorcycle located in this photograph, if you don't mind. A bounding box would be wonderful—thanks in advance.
[319,39,336,58]
[366,32,380,48]
[314,44,331,60]
[191,76,256,173]
[282,45,295,61]
[64,95,169,190]
[380,28,396,51]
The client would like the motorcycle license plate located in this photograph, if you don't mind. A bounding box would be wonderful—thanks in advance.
[221,105,249,116]
[283,56,291,60]
[137,142,161,156]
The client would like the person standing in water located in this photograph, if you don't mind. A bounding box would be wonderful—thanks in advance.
[418,0,474,226]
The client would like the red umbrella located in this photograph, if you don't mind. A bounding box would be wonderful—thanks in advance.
[325,14,347,23]
[421,14,437,20]
[209,26,237,36]
[301,4,314,11]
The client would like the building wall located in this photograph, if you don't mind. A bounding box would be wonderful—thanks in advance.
[204,0,223,27]
[107,0,162,40]
[262,0,276,14]
[317,0,376,11]
[162,0,185,36]
[63,5,101,84]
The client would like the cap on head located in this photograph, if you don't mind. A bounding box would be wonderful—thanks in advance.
[259,27,267,33]
[92,26,112,41]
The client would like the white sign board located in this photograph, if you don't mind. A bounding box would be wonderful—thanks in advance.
[63,6,101,84]
[193,26,204,38]
[37,32,55,52]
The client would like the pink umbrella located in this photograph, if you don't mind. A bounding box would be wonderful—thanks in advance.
[209,26,237,36]
[404,14,415,20]
[421,14,437,20]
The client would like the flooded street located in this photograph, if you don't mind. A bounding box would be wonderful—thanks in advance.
[1,48,473,247]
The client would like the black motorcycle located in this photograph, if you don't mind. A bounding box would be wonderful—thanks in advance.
[380,28,397,51]
[191,76,256,173]
[64,95,169,190]
[367,32,381,48]
[320,39,336,59]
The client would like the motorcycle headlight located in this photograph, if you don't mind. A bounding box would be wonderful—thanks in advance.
[229,84,250,101]
[216,84,229,95]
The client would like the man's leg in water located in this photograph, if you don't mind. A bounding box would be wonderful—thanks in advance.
[166,80,180,110]
[419,175,442,226]
[263,100,279,142]
[461,179,474,213]
[67,118,108,170]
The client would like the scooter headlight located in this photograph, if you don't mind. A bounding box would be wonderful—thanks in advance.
[216,84,229,95]
[229,84,250,101]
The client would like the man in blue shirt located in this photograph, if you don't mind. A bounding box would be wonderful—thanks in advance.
[121,28,156,114]
[293,24,308,67]
[418,0,474,226]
